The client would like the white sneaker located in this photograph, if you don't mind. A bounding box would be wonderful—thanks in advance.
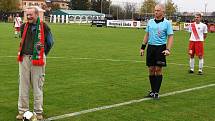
[198,70,203,75]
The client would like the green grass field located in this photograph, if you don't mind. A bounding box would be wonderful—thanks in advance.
[0,22,215,121]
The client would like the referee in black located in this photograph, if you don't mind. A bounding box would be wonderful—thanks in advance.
[140,4,174,99]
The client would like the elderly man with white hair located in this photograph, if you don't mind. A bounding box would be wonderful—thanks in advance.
[16,6,54,120]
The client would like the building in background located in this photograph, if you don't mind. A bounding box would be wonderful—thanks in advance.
[20,0,46,10]
[48,0,70,10]
[18,0,70,11]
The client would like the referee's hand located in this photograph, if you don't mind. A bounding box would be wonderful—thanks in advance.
[140,49,145,56]
[162,49,170,56]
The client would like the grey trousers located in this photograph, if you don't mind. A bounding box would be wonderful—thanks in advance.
[18,55,46,114]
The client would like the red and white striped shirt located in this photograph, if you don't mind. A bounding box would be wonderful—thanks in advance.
[189,22,207,41]
[14,17,22,28]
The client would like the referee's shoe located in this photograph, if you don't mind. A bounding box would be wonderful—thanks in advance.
[144,92,159,99]
[153,93,159,99]
[144,91,154,98]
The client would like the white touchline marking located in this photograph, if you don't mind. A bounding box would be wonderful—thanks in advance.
[44,83,215,121]
[1,56,215,69]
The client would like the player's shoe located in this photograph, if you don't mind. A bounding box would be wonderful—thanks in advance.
[144,91,154,98]
[36,113,43,120]
[16,113,24,120]
[188,70,194,73]
[198,70,203,75]
[153,93,159,99]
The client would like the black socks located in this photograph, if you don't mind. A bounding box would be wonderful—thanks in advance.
[149,75,163,93]
[155,75,163,93]
[149,75,156,93]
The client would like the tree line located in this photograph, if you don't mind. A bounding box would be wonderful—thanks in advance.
[0,0,178,19]
[69,0,178,19]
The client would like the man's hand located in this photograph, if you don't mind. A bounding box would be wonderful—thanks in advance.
[140,49,145,56]
[162,49,170,56]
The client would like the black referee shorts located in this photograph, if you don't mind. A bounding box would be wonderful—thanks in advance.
[146,44,167,67]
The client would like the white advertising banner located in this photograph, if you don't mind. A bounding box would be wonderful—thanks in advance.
[184,23,191,31]
[107,20,141,28]
[173,26,180,31]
